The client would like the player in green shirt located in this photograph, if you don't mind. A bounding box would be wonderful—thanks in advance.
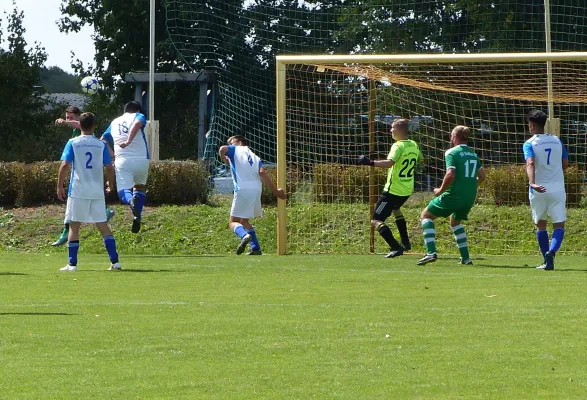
[358,118,423,258]
[52,106,115,246]
[417,125,486,265]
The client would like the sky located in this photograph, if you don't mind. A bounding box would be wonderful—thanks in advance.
[1,0,95,73]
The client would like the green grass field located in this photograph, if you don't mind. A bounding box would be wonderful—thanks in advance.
[1,253,586,399]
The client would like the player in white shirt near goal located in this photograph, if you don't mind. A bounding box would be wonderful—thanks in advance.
[523,110,569,271]
[219,135,286,255]
[101,101,150,234]
[57,112,121,271]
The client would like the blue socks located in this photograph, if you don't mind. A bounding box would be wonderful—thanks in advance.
[549,228,565,254]
[103,235,119,264]
[133,191,146,217]
[536,230,549,257]
[234,224,247,239]
[67,240,79,266]
[118,189,133,205]
[247,228,260,251]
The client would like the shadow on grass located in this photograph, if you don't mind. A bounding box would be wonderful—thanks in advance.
[132,255,227,259]
[0,272,27,276]
[118,269,177,273]
[475,263,586,272]
[0,312,75,316]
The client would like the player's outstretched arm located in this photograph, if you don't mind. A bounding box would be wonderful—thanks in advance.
[357,155,394,168]
[56,161,70,201]
[259,168,286,199]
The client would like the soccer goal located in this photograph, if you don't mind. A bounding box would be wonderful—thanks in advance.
[275,52,587,255]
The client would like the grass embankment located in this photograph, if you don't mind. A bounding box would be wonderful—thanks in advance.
[1,196,587,256]
[1,253,586,399]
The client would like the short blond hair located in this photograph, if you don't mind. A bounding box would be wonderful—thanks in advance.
[227,135,248,146]
[452,125,470,141]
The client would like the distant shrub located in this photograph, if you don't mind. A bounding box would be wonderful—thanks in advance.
[313,164,387,203]
[261,166,302,205]
[147,160,209,205]
[481,164,584,207]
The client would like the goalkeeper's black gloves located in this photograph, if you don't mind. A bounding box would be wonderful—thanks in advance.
[357,155,375,166]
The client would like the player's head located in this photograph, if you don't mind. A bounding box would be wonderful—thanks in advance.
[391,118,409,140]
[527,110,548,134]
[79,112,96,132]
[124,101,143,114]
[451,125,470,146]
[65,106,81,121]
[227,135,248,146]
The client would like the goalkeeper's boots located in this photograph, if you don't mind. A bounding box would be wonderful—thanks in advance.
[130,197,141,234]
[51,228,69,246]
[246,250,263,256]
[459,258,473,265]
[402,241,412,251]
[537,251,555,271]
[236,234,252,255]
[417,253,437,265]
[385,247,404,258]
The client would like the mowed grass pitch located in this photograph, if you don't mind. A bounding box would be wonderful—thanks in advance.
[1,254,586,399]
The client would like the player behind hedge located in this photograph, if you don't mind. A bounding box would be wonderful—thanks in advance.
[417,125,485,265]
[101,101,149,233]
[52,106,115,246]
[357,118,423,258]
[56,112,121,271]
[523,110,568,271]
[219,135,286,255]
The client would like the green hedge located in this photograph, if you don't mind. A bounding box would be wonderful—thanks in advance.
[313,164,387,203]
[0,160,210,207]
[481,164,584,206]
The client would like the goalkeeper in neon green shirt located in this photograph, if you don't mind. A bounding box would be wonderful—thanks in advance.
[52,106,115,246]
[358,118,423,258]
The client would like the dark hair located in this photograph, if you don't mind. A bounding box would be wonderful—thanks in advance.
[124,101,143,114]
[227,135,248,146]
[392,118,409,132]
[79,112,96,131]
[65,106,81,116]
[527,110,548,128]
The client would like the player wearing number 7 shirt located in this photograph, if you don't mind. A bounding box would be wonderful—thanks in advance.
[523,110,569,271]
[417,125,486,266]
[357,118,423,259]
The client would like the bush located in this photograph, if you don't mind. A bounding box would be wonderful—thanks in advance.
[313,164,387,203]
[260,166,303,205]
[482,164,584,207]
[0,160,210,207]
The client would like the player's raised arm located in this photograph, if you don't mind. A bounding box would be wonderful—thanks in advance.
[357,155,395,168]
[219,145,231,165]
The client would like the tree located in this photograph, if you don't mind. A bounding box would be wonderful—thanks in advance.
[0,4,64,162]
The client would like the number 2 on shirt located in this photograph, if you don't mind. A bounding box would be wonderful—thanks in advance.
[545,148,552,165]
[85,152,93,169]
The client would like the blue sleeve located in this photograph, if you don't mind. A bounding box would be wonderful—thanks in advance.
[101,124,114,146]
[136,113,147,127]
[259,160,263,168]
[60,140,74,162]
[522,142,534,160]
[562,144,569,160]
[225,145,236,158]
[102,143,112,165]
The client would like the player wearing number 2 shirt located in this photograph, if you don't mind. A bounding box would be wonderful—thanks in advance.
[523,110,568,271]
[418,125,486,266]
[357,118,423,259]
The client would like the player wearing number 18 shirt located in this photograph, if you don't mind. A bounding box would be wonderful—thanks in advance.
[357,118,423,258]
[417,125,486,266]
[523,110,568,271]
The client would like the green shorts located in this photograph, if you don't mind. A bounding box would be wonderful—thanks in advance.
[427,195,474,221]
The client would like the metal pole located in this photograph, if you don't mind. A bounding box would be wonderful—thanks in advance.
[544,0,554,119]
[368,80,376,254]
[276,61,287,255]
[149,0,155,120]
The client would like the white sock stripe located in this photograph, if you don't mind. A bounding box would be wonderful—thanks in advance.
[423,229,436,235]
[457,242,469,248]
[422,218,433,225]
[451,224,464,232]
[424,238,436,244]
[375,202,387,215]
[454,233,467,240]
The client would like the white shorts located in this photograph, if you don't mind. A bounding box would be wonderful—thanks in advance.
[115,158,149,189]
[231,189,263,219]
[529,190,566,224]
[65,197,107,223]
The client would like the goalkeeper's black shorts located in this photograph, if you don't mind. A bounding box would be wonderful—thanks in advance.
[373,192,410,221]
